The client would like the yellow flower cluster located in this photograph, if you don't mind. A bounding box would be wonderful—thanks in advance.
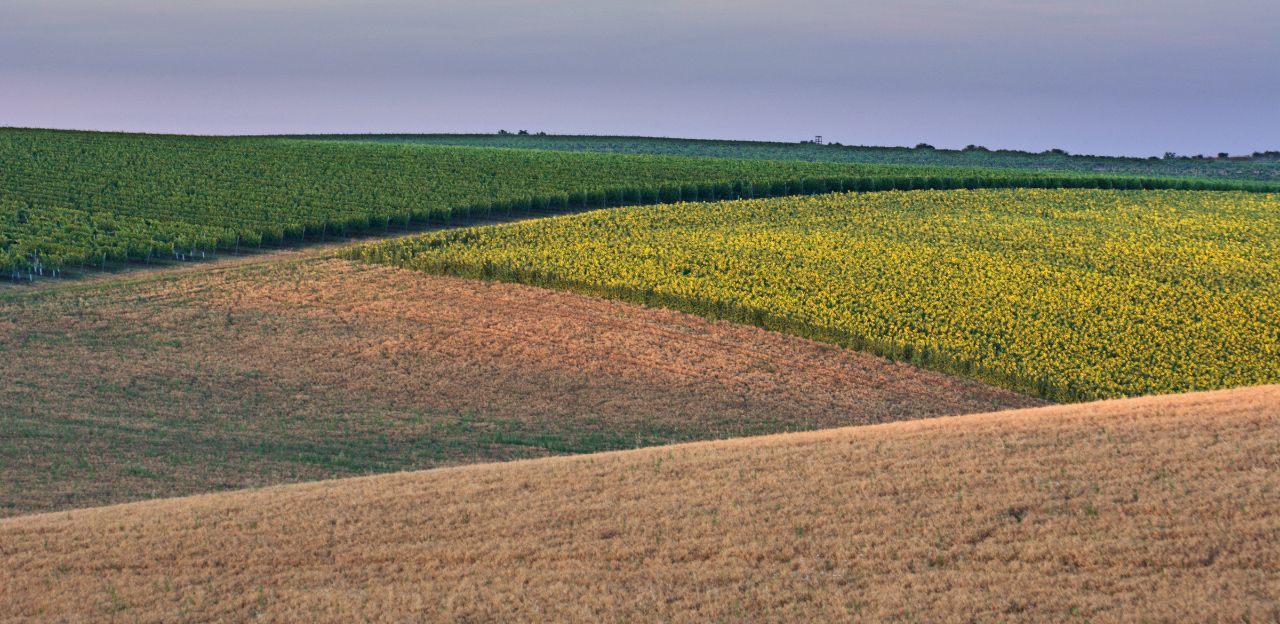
[351,188,1280,401]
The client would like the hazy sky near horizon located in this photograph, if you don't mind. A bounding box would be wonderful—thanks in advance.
[3,0,1278,156]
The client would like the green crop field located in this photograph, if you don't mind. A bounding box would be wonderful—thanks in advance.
[4,128,1276,281]
[349,188,1280,402]
[291,133,1280,182]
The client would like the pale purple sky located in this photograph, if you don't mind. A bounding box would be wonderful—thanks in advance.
[3,0,1278,156]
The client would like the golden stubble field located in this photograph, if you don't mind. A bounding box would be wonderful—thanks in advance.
[3,385,1276,622]
[0,256,1036,515]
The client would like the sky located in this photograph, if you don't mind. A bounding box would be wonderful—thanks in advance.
[3,0,1278,157]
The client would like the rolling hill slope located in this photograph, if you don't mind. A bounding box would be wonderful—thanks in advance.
[3,385,1276,622]
[292,132,1280,181]
[0,257,1035,516]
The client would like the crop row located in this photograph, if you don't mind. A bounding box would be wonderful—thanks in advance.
[4,128,1278,279]
[347,188,1280,401]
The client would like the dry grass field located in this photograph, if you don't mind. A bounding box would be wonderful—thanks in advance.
[0,256,1036,516]
[2,385,1276,622]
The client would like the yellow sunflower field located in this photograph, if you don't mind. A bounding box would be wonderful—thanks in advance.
[350,188,1280,401]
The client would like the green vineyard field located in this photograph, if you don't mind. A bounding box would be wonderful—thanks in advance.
[293,133,1280,182]
[4,128,1276,279]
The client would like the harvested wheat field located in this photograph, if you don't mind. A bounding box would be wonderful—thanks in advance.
[3,386,1277,622]
[0,256,1036,516]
